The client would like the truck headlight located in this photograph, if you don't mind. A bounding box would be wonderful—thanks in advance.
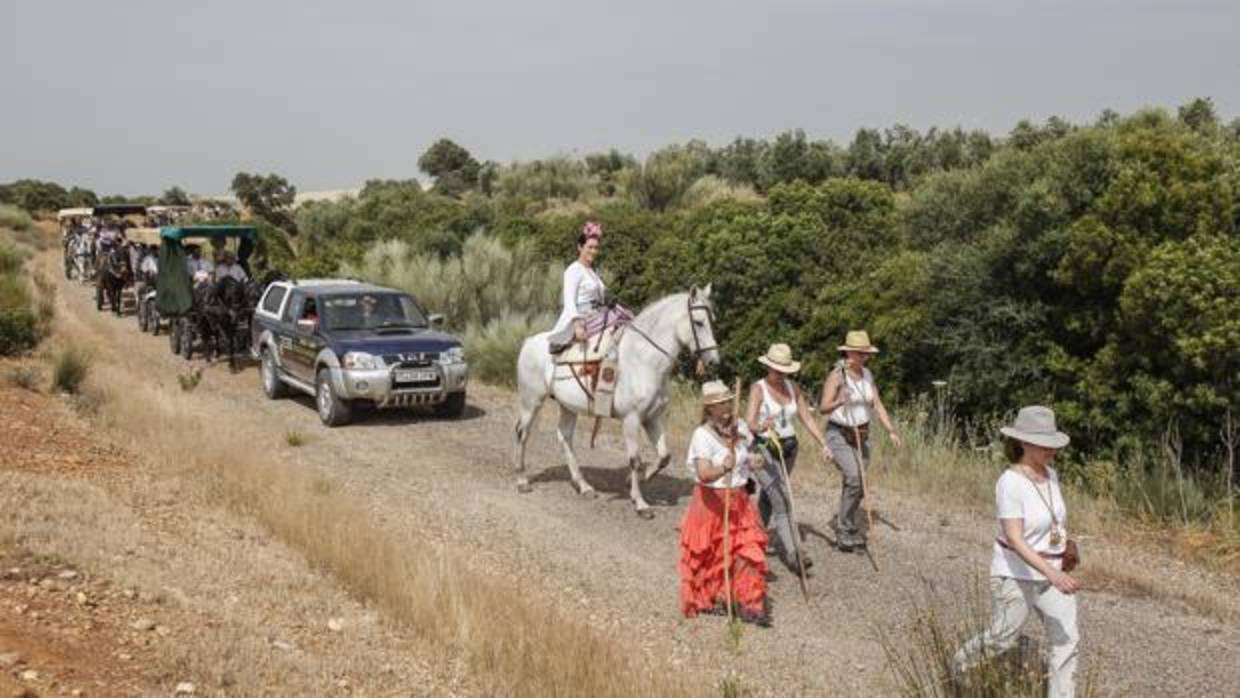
[342,352,378,370]
[439,346,465,365]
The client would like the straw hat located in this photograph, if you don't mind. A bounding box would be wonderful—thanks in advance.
[758,343,801,374]
[838,330,879,354]
[700,379,734,406]
[1000,406,1070,449]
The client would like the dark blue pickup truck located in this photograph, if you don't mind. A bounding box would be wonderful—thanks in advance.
[250,279,468,426]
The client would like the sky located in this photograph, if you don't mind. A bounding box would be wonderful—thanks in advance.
[3,0,1238,196]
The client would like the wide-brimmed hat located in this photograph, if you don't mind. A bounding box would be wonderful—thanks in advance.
[700,379,734,406]
[1000,406,1070,449]
[838,330,879,354]
[758,343,801,374]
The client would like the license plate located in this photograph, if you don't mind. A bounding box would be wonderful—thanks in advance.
[394,369,435,383]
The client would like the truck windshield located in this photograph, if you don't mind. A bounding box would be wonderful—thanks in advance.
[321,293,427,330]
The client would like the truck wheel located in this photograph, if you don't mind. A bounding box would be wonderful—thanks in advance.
[261,349,288,399]
[435,391,467,419]
[316,369,352,427]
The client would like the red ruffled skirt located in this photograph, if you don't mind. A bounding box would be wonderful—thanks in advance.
[679,484,768,617]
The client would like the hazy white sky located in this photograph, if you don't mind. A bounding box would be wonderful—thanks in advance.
[3,0,1237,196]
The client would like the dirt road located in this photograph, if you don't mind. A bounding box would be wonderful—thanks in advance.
[56,274,1240,696]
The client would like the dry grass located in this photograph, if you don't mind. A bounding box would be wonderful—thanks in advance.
[42,254,703,698]
[877,575,1101,697]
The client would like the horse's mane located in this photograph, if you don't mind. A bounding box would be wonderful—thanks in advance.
[634,291,691,323]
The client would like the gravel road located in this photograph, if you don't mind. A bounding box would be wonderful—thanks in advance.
[64,280,1240,696]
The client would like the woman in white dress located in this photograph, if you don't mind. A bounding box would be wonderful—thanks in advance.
[548,222,632,353]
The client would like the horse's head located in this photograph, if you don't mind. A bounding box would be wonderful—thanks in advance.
[678,284,720,371]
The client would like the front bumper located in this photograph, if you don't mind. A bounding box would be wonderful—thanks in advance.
[330,362,467,407]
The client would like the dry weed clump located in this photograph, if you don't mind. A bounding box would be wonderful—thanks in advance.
[51,346,90,394]
[49,276,701,698]
[6,365,41,391]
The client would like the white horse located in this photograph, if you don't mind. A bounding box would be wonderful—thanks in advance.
[514,285,721,518]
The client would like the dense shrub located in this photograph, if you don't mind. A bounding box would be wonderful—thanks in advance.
[0,204,33,231]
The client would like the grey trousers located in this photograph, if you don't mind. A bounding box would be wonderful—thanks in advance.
[754,436,799,560]
[826,425,869,546]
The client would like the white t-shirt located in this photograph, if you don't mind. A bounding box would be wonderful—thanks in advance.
[686,421,754,489]
[991,467,1068,581]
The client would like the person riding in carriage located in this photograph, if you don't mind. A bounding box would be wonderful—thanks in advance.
[213,248,249,283]
[547,221,634,354]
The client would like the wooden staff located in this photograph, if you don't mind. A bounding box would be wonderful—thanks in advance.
[767,430,809,602]
[721,377,742,623]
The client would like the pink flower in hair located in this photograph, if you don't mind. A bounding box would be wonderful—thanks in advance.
[582,221,602,241]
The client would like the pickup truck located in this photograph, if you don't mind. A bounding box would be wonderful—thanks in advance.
[250,279,468,426]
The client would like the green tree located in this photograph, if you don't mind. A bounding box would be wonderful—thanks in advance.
[230,172,296,229]
[161,186,191,206]
[418,138,481,197]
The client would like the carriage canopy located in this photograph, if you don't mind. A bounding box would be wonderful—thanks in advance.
[155,225,258,316]
[57,207,93,220]
[92,204,148,217]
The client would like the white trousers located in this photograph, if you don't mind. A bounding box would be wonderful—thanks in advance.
[953,575,1079,698]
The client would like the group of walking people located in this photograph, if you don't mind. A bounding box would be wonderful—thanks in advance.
[675,341,1080,696]
[552,221,1082,696]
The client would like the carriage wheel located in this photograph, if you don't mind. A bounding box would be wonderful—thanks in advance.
[137,300,148,332]
[179,322,194,359]
[151,308,161,336]
[169,318,181,354]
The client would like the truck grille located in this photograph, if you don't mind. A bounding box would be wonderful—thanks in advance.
[383,352,438,367]
[379,393,445,408]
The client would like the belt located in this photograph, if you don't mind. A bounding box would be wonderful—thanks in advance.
[996,537,1065,560]
[828,421,869,429]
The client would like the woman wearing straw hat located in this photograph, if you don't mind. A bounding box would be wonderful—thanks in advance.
[953,406,1080,698]
[745,343,829,573]
[679,380,771,626]
[819,330,902,552]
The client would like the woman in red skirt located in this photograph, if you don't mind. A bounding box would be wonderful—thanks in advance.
[679,380,771,626]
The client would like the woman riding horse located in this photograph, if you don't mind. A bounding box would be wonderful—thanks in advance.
[547,222,633,354]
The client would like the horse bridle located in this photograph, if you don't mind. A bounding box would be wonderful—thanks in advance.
[627,295,717,362]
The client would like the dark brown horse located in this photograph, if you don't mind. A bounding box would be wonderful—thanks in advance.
[95,245,131,315]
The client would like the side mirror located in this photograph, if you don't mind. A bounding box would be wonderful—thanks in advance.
[428,313,444,326]
[296,318,317,332]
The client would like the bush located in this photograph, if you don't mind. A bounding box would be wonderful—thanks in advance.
[464,311,555,387]
[0,204,34,231]
[0,310,37,356]
[52,347,90,394]
[342,234,560,330]
[0,242,25,275]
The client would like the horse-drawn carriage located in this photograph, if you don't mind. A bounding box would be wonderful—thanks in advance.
[91,204,148,314]
[155,225,262,368]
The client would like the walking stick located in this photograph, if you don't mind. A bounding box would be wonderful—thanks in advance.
[720,377,742,623]
[849,423,880,571]
[766,430,809,602]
